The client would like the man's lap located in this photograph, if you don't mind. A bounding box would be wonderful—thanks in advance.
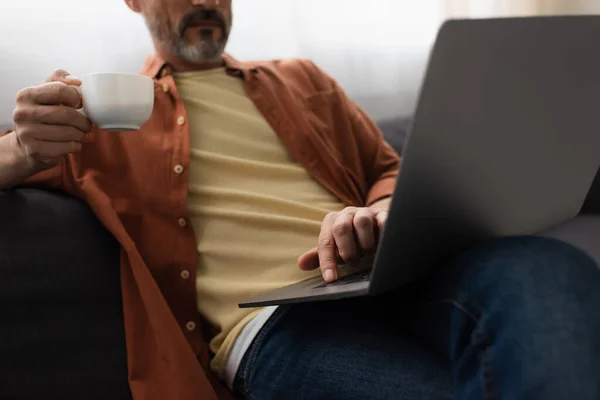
[234,298,453,400]
[235,236,600,400]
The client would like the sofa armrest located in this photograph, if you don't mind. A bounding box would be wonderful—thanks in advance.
[540,215,600,265]
[0,188,131,399]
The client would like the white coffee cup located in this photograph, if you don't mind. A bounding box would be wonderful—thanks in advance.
[72,73,154,132]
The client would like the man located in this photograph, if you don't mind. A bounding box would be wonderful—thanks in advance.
[1,0,599,399]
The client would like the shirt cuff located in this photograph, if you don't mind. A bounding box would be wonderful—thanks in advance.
[366,175,396,206]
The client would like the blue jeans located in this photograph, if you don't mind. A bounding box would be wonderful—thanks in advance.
[233,236,600,399]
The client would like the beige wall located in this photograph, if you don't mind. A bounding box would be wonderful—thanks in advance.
[539,0,600,14]
[539,0,569,13]
[445,0,600,18]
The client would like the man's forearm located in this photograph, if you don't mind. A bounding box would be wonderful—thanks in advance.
[0,131,36,189]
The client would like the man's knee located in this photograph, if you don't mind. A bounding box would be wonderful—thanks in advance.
[446,236,600,320]
[467,235,597,282]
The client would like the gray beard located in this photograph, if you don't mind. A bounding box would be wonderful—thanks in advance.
[145,19,227,63]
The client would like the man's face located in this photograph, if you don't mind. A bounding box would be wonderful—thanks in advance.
[132,0,233,64]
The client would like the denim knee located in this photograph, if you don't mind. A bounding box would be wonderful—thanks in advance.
[440,236,600,398]
[466,235,597,287]
[443,235,600,327]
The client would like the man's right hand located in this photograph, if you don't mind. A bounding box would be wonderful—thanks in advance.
[11,69,92,170]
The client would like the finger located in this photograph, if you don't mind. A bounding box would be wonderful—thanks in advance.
[375,210,388,232]
[353,209,376,252]
[22,140,82,159]
[332,210,360,265]
[18,124,88,144]
[31,105,92,133]
[298,247,345,270]
[24,82,82,108]
[318,213,340,282]
[298,247,320,271]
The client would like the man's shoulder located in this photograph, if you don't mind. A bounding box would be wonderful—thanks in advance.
[245,58,337,93]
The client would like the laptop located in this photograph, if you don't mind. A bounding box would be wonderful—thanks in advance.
[239,16,600,308]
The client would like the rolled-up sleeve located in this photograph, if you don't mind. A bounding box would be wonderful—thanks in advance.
[347,108,400,206]
[300,61,401,206]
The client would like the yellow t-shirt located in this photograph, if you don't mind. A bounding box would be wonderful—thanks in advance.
[175,68,346,376]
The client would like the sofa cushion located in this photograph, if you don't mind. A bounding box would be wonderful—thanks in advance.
[0,188,131,400]
[377,117,412,156]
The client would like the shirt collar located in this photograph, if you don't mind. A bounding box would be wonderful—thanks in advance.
[139,53,256,80]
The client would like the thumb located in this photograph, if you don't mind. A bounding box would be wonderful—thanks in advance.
[45,69,81,85]
[298,247,320,271]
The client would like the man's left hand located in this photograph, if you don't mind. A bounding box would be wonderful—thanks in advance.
[298,199,390,282]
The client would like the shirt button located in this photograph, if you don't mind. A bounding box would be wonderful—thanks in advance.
[162,83,169,93]
[177,116,186,126]
[174,164,184,174]
[178,217,187,228]
[180,270,190,280]
[186,321,196,331]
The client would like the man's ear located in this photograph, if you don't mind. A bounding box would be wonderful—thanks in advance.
[125,0,142,13]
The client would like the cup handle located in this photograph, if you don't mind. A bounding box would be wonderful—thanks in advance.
[69,84,88,118]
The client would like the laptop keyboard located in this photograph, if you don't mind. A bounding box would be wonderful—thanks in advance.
[313,269,371,289]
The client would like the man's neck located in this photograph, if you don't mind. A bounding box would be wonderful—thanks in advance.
[154,47,225,73]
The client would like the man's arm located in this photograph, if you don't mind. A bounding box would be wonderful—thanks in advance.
[295,61,399,281]
[0,131,39,190]
[343,97,399,206]
[298,59,400,206]
[0,70,91,191]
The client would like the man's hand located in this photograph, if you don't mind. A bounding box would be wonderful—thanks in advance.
[11,69,92,170]
[298,198,391,282]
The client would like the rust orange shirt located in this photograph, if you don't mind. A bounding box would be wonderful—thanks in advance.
[14,54,400,399]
